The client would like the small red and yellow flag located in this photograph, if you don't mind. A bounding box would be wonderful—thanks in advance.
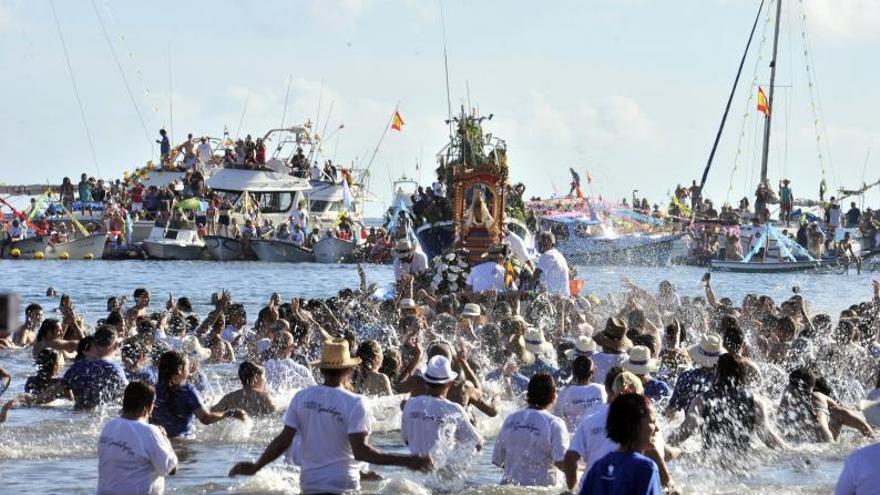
[391,111,405,131]
[757,87,770,116]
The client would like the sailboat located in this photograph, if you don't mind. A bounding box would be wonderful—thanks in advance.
[699,0,846,273]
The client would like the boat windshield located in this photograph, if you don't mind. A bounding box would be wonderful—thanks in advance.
[251,191,295,214]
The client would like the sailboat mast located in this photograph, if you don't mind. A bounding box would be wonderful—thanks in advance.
[759,0,783,185]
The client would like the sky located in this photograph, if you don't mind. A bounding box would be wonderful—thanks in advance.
[1,0,879,216]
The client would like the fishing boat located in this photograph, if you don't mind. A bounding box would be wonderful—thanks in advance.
[251,239,315,263]
[314,236,359,264]
[709,258,830,273]
[142,224,206,260]
[203,235,255,261]
[1,232,107,260]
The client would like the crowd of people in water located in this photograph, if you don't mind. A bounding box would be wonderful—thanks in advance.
[1,229,879,494]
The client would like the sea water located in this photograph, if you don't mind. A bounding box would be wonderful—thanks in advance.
[0,259,876,494]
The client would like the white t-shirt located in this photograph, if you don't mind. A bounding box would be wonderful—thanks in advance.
[97,417,178,495]
[553,383,607,432]
[568,404,617,469]
[466,261,507,292]
[591,352,627,385]
[506,232,532,264]
[290,208,307,230]
[264,358,316,393]
[283,385,371,494]
[492,408,569,487]
[393,250,429,281]
[536,248,570,296]
[569,403,666,470]
[197,142,213,163]
[290,229,305,246]
[834,443,880,495]
[310,166,322,181]
[401,395,482,456]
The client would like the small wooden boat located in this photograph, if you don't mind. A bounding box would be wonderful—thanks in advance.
[250,239,315,263]
[2,233,107,260]
[314,237,358,264]
[203,235,255,261]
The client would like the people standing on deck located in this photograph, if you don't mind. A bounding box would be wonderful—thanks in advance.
[157,129,171,166]
[780,179,794,226]
[846,202,862,229]
[197,137,213,166]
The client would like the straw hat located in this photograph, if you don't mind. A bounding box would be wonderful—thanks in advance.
[460,303,481,318]
[181,335,211,361]
[564,335,597,360]
[523,327,553,355]
[611,371,644,395]
[623,345,660,375]
[688,333,726,367]
[420,355,458,385]
[594,317,632,352]
[315,339,361,369]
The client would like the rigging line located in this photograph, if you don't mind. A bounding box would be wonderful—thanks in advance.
[235,92,249,138]
[168,44,173,143]
[280,74,292,128]
[699,0,765,190]
[797,0,834,186]
[50,0,101,177]
[89,0,153,158]
[726,3,773,202]
[438,0,453,137]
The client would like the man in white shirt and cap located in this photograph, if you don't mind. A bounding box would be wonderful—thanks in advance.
[229,339,432,493]
[401,355,483,460]
[392,239,428,282]
[534,232,570,296]
[466,243,509,292]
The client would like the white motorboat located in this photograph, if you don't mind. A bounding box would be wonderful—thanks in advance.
[250,239,315,263]
[142,225,206,260]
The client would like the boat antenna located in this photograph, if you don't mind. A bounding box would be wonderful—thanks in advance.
[235,91,249,138]
[280,74,292,128]
[314,79,325,139]
[439,0,453,138]
[466,80,472,112]
[50,0,101,176]
[699,0,765,191]
[759,0,784,186]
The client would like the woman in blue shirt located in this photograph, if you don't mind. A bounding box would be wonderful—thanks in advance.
[580,393,663,495]
[150,351,247,438]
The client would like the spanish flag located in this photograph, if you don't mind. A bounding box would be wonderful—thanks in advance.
[757,87,769,116]
[391,110,405,131]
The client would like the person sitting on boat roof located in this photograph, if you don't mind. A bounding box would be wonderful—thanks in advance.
[244,135,256,165]
[255,138,266,165]
[234,140,246,167]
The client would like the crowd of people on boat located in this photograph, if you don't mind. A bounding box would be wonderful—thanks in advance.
[1,232,879,494]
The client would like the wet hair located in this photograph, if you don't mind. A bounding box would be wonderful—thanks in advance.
[834,320,855,344]
[379,348,402,381]
[526,373,556,408]
[238,361,264,386]
[105,310,123,327]
[75,336,95,361]
[605,393,652,446]
[715,353,747,391]
[35,348,62,377]
[93,327,116,348]
[604,365,624,395]
[571,356,594,381]
[35,318,61,343]
[133,288,149,300]
[121,342,146,365]
[788,367,816,395]
[776,316,797,340]
[722,326,745,354]
[157,351,187,417]
[25,303,42,317]
[106,297,119,312]
[176,297,193,313]
[664,321,686,346]
[122,381,156,414]
[356,340,383,369]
